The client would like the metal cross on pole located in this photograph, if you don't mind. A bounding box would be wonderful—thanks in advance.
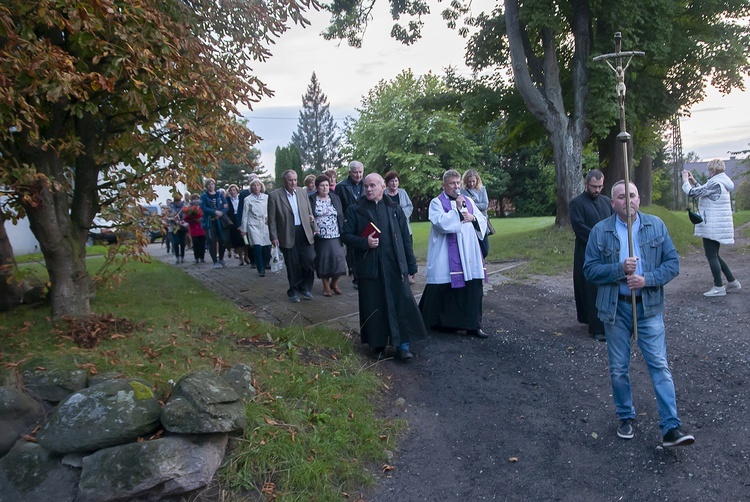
[593,32,645,339]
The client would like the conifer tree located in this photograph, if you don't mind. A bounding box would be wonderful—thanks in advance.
[291,73,341,173]
[274,144,303,187]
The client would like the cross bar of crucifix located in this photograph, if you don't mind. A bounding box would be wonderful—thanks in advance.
[593,32,645,340]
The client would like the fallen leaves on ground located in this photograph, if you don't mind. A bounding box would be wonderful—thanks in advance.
[57,314,139,349]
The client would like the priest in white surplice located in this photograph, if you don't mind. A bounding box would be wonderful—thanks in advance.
[419,169,489,338]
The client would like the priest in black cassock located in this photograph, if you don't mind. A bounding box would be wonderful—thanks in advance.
[569,169,612,341]
[341,173,427,361]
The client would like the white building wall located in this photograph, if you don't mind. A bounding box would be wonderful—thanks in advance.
[5,217,40,256]
[4,183,185,257]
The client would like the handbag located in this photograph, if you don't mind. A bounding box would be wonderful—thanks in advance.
[687,198,703,224]
[219,214,234,229]
[270,245,284,273]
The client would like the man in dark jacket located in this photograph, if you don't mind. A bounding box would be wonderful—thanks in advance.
[341,173,427,361]
[335,160,364,288]
[569,169,612,341]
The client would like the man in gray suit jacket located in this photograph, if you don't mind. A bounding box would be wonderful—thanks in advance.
[268,170,319,302]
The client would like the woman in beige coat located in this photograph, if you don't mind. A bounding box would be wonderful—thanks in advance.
[240,179,272,277]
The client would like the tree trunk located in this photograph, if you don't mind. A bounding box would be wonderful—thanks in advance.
[24,182,92,319]
[549,124,584,226]
[19,127,95,319]
[0,218,24,311]
[634,155,653,206]
[504,0,590,227]
[602,128,634,196]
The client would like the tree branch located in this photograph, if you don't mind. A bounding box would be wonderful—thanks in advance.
[503,0,548,124]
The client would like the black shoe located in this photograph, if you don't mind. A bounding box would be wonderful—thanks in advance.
[289,294,300,303]
[352,280,359,290]
[258,271,265,277]
[662,427,694,447]
[593,333,606,342]
[469,329,489,338]
[617,419,635,439]
[397,348,414,361]
[300,290,313,300]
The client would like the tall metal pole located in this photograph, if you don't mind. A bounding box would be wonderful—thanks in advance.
[593,33,644,339]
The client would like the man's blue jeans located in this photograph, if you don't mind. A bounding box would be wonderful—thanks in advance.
[605,300,681,435]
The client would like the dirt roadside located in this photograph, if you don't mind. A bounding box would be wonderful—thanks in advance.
[365,230,750,501]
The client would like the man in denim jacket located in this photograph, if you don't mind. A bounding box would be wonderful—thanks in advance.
[584,181,694,447]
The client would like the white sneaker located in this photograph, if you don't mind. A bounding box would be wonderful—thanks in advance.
[726,280,742,293]
[703,286,726,297]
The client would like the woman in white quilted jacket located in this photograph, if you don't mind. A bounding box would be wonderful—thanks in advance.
[682,159,741,297]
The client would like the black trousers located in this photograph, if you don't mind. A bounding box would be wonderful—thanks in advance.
[280,225,315,297]
[703,238,735,287]
[191,235,206,261]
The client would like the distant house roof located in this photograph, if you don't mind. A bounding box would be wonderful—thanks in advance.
[684,156,748,179]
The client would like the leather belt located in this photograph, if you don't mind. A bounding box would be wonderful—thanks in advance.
[619,294,642,303]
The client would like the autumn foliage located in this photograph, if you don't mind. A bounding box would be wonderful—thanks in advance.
[0,0,316,318]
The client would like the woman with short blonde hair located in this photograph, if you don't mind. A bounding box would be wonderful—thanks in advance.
[682,159,740,296]
[304,174,317,195]
[241,178,272,276]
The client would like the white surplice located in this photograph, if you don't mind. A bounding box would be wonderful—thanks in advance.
[424,193,487,285]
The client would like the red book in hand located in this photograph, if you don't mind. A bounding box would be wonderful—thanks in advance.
[360,221,381,238]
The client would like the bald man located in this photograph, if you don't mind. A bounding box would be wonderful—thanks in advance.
[341,174,426,361]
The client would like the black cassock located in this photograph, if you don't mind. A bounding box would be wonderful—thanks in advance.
[569,192,612,334]
[342,198,427,349]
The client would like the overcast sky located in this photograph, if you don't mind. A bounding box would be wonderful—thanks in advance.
[244,5,750,176]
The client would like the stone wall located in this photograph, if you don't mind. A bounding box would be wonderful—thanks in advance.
[0,364,256,501]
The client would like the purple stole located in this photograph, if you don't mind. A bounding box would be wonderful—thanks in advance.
[439,192,474,289]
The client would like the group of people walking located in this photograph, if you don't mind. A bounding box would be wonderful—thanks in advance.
[168,162,491,362]
[162,177,275,273]
[162,158,741,450]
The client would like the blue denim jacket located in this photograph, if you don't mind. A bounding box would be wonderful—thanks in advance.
[583,212,679,324]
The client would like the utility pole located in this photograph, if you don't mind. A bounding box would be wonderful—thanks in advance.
[671,115,684,211]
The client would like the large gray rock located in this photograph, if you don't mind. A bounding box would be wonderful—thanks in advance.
[21,367,87,404]
[0,386,45,457]
[88,371,127,387]
[221,363,257,401]
[76,433,228,502]
[0,441,79,502]
[36,379,162,454]
[161,370,247,433]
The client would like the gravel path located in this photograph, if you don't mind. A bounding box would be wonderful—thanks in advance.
[156,225,750,501]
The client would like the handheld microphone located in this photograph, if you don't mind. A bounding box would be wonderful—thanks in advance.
[455,189,467,209]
